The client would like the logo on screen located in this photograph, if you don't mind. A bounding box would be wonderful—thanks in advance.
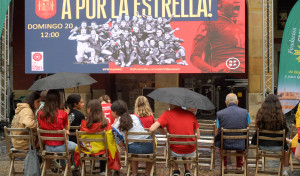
[226,58,240,69]
[31,52,44,71]
[33,53,42,61]
[35,0,56,19]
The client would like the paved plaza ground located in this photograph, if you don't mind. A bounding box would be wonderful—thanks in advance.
[0,139,298,176]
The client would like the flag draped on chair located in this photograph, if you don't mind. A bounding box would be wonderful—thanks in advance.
[0,0,11,36]
[74,120,121,171]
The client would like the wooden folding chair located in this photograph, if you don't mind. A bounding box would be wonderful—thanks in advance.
[37,128,73,176]
[289,124,300,173]
[125,131,156,176]
[255,129,285,176]
[76,130,109,176]
[247,121,264,170]
[220,128,249,176]
[167,133,199,176]
[4,126,35,176]
[197,123,216,170]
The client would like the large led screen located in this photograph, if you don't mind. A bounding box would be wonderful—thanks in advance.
[25,0,245,73]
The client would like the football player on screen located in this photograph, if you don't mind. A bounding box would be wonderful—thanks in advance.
[190,0,245,73]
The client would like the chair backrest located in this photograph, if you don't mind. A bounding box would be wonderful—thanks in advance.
[76,130,108,158]
[167,133,198,161]
[256,128,285,155]
[69,126,81,137]
[197,119,216,125]
[125,131,156,157]
[198,123,216,140]
[4,126,34,151]
[221,128,249,151]
[37,128,69,153]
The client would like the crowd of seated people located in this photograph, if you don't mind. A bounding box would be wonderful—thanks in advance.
[9,90,300,176]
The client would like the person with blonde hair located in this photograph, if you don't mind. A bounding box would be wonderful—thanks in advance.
[134,96,155,128]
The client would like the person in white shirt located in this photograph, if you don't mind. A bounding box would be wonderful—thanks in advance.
[111,100,153,176]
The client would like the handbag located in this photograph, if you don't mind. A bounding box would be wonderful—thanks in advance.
[24,129,41,176]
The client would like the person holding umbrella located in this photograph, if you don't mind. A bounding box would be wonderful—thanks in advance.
[149,104,200,176]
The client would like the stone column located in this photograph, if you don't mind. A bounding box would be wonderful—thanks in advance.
[154,74,179,119]
[248,0,264,119]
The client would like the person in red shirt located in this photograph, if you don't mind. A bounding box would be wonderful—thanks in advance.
[134,96,155,128]
[98,94,115,125]
[37,90,77,168]
[190,0,245,73]
[149,104,200,176]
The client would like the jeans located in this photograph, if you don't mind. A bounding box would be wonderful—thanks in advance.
[45,141,77,166]
[259,145,283,152]
[128,136,154,154]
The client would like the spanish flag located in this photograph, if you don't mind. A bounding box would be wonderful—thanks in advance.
[74,120,121,171]
[291,104,300,154]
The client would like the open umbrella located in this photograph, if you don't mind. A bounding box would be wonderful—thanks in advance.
[147,87,215,110]
[29,72,97,90]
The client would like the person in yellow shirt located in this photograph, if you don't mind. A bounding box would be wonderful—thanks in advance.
[291,103,300,159]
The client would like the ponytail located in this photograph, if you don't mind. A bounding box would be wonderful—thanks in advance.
[118,112,133,132]
[111,100,133,132]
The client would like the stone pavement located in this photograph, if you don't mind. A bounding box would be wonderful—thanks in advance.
[1,143,296,176]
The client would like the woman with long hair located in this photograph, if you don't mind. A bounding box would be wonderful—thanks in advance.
[111,100,153,176]
[37,89,77,168]
[134,96,154,128]
[11,91,41,149]
[255,94,286,132]
[66,94,85,143]
[74,99,121,174]
[98,94,115,125]
[251,94,289,175]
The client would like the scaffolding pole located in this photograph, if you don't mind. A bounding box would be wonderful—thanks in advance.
[0,7,10,122]
[263,0,274,99]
